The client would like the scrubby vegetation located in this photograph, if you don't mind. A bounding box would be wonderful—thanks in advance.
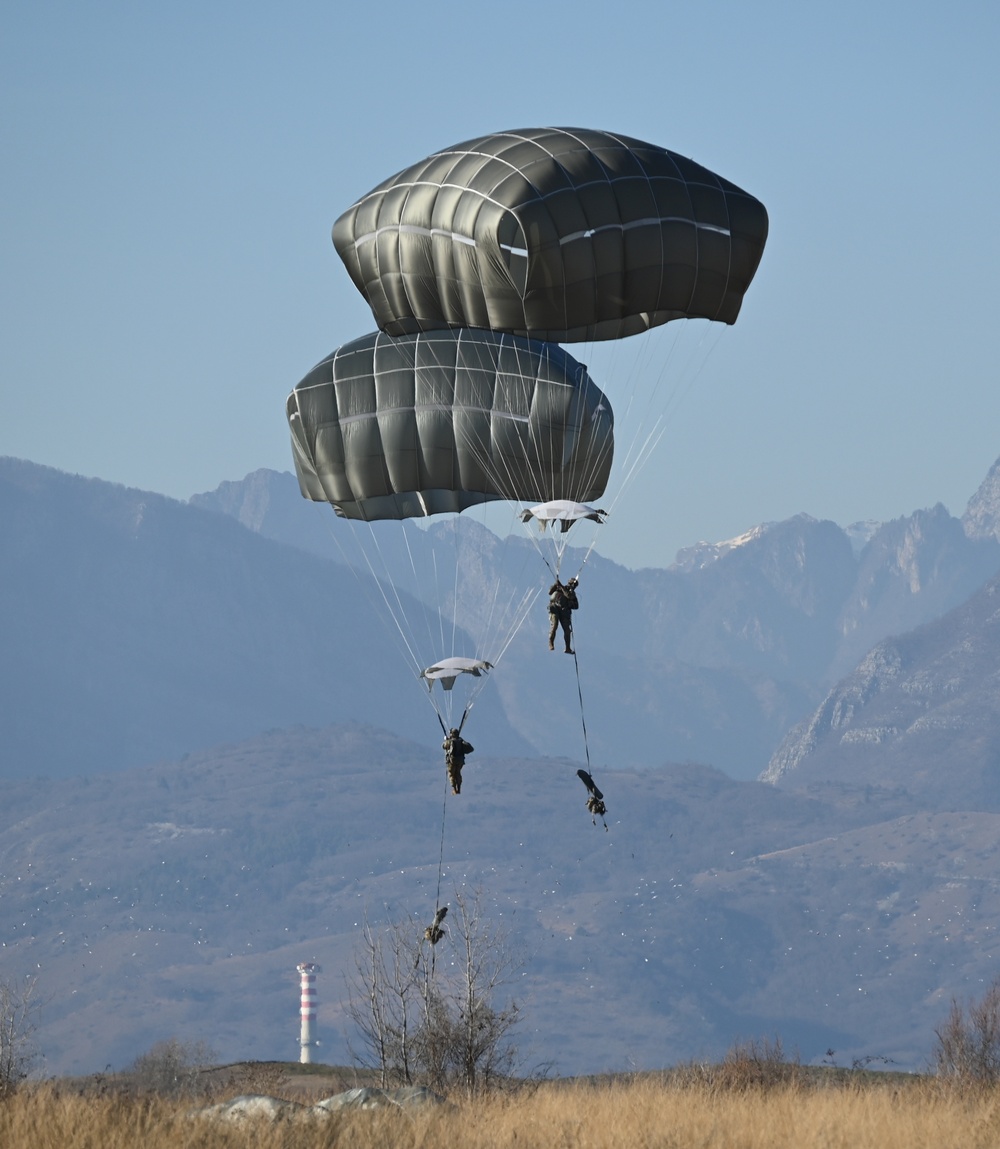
[6,1072,1000,1149]
[346,888,522,1095]
[9,978,1000,1146]
[0,976,38,1098]
[934,974,1000,1087]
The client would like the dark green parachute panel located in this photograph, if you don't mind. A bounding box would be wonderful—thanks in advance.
[333,127,769,343]
[286,328,614,522]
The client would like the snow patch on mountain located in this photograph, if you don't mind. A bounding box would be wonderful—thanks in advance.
[670,522,778,571]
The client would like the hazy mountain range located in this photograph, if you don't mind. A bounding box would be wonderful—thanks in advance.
[4,718,1000,1079]
[5,455,999,783]
[191,464,1000,779]
[4,452,1000,1077]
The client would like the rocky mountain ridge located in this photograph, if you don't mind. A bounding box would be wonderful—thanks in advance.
[962,455,1000,542]
[763,567,1000,808]
[5,451,1000,783]
[193,463,1000,775]
[0,457,527,780]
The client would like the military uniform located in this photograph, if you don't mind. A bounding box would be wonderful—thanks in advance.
[443,729,474,794]
[578,768,608,828]
[548,577,579,652]
[424,906,448,945]
[586,794,608,820]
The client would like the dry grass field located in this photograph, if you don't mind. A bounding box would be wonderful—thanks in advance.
[4,1074,1000,1149]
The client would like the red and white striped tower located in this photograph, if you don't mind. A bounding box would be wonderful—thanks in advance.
[296,962,320,1064]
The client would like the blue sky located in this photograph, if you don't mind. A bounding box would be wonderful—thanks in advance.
[2,0,998,568]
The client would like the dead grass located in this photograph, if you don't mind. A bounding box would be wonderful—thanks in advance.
[4,1076,1000,1149]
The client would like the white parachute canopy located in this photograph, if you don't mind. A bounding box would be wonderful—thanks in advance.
[420,656,493,692]
[519,500,608,533]
[517,499,608,578]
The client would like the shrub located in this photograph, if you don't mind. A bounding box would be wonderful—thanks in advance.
[126,1037,216,1098]
[677,1036,802,1093]
[933,976,1000,1087]
[346,886,522,1095]
[0,975,39,1098]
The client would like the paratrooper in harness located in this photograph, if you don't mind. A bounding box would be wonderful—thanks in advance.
[577,768,608,829]
[442,728,474,794]
[424,905,448,945]
[548,576,579,653]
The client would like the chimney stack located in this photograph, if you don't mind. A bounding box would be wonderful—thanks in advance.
[296,962,320,1063]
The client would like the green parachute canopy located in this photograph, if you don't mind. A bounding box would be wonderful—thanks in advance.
[287,328,614,522]
[333,127,768,343]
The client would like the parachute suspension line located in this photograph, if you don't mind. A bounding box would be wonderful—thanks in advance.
[655,319,727,428]
[358,529,451,722]
[399,336,545,693]
[479,511,534,652]
[506,347,604,585]
[450,581,540,730]
[443,539,465,730]
[605,417,669,516]
[571,646,593,776]
[565,533,601,585]
[350,518,456,732]
[501,353,579,579]
[357,519,426,674]
[448,522,461,657]
[491,342,606,579]
[319,510,428,685]
[424,539,456,728]
[309,334,437,675]
[469,461,544,659]
[408,523,471,730]
[533,324,723,582]
[446,337,603,584]
[573,324,726,576]
[335,332,486,722]
[431,768,449,981]
[490,583,541,667]
[607,321,727,514]
[605,354,670,500]
[537,548,558,580]
[356,511,475,733]
[401,517,445,663]
[434,505,540,731]
[314,328,587,734]
[319,514,474,736]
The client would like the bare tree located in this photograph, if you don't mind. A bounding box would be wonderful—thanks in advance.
[448,887,521,1094]
[345,887,523,1095]
[0,975,39,1097]
[413,985,457,1092]
[934,976,1000,1086]
[345,911,423,1087]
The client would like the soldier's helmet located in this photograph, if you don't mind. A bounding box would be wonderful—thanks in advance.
[449,727,459,736]
[568,577,578,587]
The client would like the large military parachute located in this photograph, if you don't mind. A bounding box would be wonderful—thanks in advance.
[333,127,769,343]
[285,124,768,769]
[287,328,614,522]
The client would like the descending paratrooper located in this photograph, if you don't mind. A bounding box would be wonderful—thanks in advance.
[424,905,448,945]
[548,577,579,654]
[286,125,767,823]
[442,728,474,795]
[577,768,608,830]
